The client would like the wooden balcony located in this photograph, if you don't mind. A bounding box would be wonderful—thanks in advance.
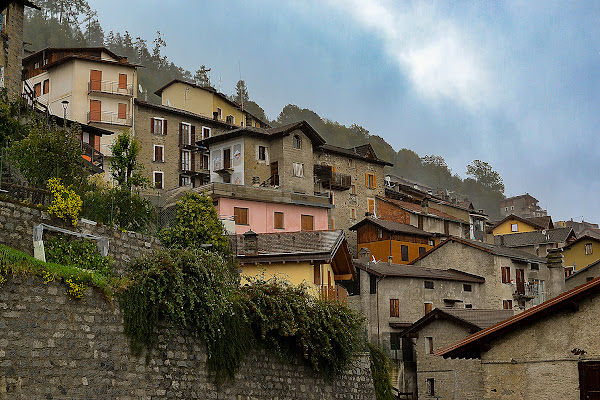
[88,111,132,126]
[320,284,348,305]
[314,164,352,191]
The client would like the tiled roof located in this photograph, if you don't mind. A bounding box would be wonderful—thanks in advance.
[377,197,469,224]
[316,144,393,166]
[234,229,343,256]
[489,214,552,231]
[353,261,485,283]
[134,99,230,127]
[198,120,325,146]
[526,216,553,229]
[349,217,433,237]
[400,308,515,336]
[495,228,574,247]
[435,276,600,359]
[565,259,600,281]
[563,234,600,250]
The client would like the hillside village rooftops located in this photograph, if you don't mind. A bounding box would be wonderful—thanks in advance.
[353,261,485,283]
[563,234,600,250]
[376,196,469,224]
[401,308,515,336]
[494,227,575,247]
[409,236,547,265]
[315,143,393,166]
[349,217,434,237]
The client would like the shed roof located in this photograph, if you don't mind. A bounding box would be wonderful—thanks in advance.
[349,217,433,237]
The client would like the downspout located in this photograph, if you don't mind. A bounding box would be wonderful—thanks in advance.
[376,275,384,344]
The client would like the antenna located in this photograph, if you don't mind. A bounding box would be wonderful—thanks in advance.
[238,61,243,110]
[218,77,222,93]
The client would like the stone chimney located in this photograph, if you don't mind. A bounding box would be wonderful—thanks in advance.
[358,247,371,264]
[421,198,429,215]
[546,248,566,298]
[243,230,258,254]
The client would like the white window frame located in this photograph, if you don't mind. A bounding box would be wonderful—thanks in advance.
[293,135,302,149]
[202,126,211,140]
[511,223,518,232]
[153,171,164,189]
[181,150,191,171]
[292,162,304,178]
[153,145,164,162]
[217,107,222,119]
[153,117,165,135]
[181,122,191,146]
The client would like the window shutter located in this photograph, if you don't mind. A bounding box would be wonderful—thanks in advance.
[191,152,195,172]
[151,118,155,134]
[365,173,368,187]
[164,119,167,135]
[179,150,183,171]
[179,122,183,146]
[191,125,196,144]
[374,175,377,187]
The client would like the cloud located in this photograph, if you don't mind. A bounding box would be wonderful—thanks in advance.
[325,0,494,111]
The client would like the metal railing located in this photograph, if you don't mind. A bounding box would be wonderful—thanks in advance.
[87,111,132,126]
[512,282,538,299]
[325,172,352,190]
[213,158,236,172]
[81,141,104,171]
[88,80,133,96]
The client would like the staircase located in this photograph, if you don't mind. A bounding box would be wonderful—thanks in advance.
[22,81,49,114]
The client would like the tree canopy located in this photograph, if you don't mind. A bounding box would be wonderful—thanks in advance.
[466,160,505,194]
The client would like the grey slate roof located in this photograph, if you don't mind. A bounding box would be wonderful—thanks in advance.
[316,144,393,166]
[233,230,344,259]
[353,261,485,283]
[441,309,515,329]
[349,217,433,237]
[454,237,547,263]
[494,228,574,247]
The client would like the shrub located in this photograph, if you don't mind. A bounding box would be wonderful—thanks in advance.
[45,234,113,276]
[367,342,394,400]
[47,177,82,226]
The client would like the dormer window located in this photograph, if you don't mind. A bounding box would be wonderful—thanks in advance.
[293,135,302,149]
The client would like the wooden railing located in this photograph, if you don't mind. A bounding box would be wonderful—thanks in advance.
[320,284,348,305]
[0,181,51,206]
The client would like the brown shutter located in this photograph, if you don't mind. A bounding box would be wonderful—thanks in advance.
[150,117,155,134]
[424,303,432,315]
[365,173,368,187]
[374,174,377,188]
[301,215,314,231]
[118,103,127,119]
[90,69,102,91]
[164,119,167,135]
[179,150,183,171]
[191,125,196,144]
[89,100,101,122]
[118,73,127,89]
[274,212,284,229]
[390,299,399,317]
[179,122,183,146]
[191,152,195,172]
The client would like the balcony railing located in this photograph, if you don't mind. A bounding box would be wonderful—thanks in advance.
[320,284,348,305]
[88,80,134,96]
[512,281,538,299]
[81,141,104,172]
[313,164,352,191]
[88,111,132,126]
[213,158,238,173]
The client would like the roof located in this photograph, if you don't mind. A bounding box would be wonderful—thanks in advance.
[233,230,355,279]
[566,259,600,281]
[198,120,326,147]
[489,213,553,231]
[409,236,547,265]
[134,99,231,128]
[376,196,469,224]
[53,115,113,137]
[315,143,393,166]
[563,234,600,251]
[23,47,130,64]
[349,217,433,237]
[494,227,575,247]
[353,261,485,283]
[436,275,600,359]
[401,308,515,336]
[3,0,40,10]
[153,79,269,126]
[500,193,539,204]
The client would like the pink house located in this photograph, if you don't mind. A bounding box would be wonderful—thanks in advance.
[196,182,332,234]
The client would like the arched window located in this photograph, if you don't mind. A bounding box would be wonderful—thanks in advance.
[293,135,302,149]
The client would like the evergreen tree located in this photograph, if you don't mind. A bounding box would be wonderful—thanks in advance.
[194,65,211,86]
[234,79,249,106]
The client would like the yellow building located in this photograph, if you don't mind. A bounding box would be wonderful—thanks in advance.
[155,79,269,131]
[490,214,553,236]
[563,235,600,274]
[233,230,355,303]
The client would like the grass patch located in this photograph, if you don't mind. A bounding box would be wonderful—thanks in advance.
[0,244,129,299]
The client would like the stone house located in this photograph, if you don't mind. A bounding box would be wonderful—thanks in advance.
[563,234,600,275]
[349,217,438,263]
[313,143,392,253]
[402,308,513,400]
[499,193,547,218]
[411,237,559,310]
[494,227,576,258]
[436,277,600,400]
[489,213,553,236]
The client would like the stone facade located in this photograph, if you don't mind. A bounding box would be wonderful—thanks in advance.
[0,200,162,276]
[0,276,375,399]
[2,2,25,100]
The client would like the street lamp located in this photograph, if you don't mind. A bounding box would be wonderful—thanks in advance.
[61,100,69,122]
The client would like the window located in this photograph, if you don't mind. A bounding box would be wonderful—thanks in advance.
[465,304,473,309]
[226,115,235,124]
[151,117,166,135]
[153,145,164,162]
[370,274,377,294]
[424,281,434,289]
[503,300,513,309]
[331,218,335,229]
[258,146,267,161]
[217,107,222,119]
[34,61,40,70]
[463,284,472,292]
[531,263,539,271]
[504,207,508,211]
[293,134,302,149]
[428,239,435,246]
[368,198,375,214]
[586,277,595,282]
[424,302,432,315]
[390,333,401,351]
[425,337,434,354]
[118,103,127,119]
[501,266,511,283]
[118,73,127,90]
[90,69,102,91]
[348,158,355,168]
[419,247,426,256]
[511,206,514,210]
[401,245,409,262]
[390,299,399,317]
[444,220,450,235]
[585,243,593,255]
[42,79,49,94]
[426,378,435,396]
[351,184,356,195]
[292,162,304,178]
[274,212,284,229]
[89,99,101,122]
[153,171,163,189]
[301,214,314,231]
[418,215,424,230]
[179,175,190,187]
[181,150,191,171]
[511,223,518,232]
[351,209,356,219]
[34,82,41,97]
[180,122,191,146]
[234,207,249,225]
[366,173,376,189]
[202,126,211,139]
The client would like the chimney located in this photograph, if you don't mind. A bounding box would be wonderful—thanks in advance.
[421,198,429,215]
[358,247,371,264]
[213,111,218,121]
[243,230,258,254]
[546,248,566,298]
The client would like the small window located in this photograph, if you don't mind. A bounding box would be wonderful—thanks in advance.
[531,263,539,271]
[585,243,593,255]
[348,158,355,168]
[292,162,304,178]
[511,206,514,210]
[366,173,376,189]
[465,304,473,309]
[351,184,356,195]
[368,198,375,214]
[377,228,383,239]
[118,103,127,119]
[501,266,511,283]
[351,208,356,219]
[370,274,377,294]
[428,239,435,246]
[504,207,508,211]
[258,146,267,161]
[153,145,164,162]
[234,207,249,225]
[401,245,409,262]
[179,175,190,187]
[424,302,432,315]
[511,223,518,232]
[293,134,302,149]
[226,115,235,124]
[390,299,399,317]
[313,264,321,285]
[42,79,49,94]
[151,117,165,135]
[301,214,314,231]
[34,61,40,69]
[153,171,163,189]
[180,122,191,146]
[274,212,284,229]
[331,218,335,229]
[390,333,401,351]
[217,107,222,119]
[463,284,472,292]
[586,277,595,282]
[425,337,434,354]
[426,378,435,396]
[202,126,211,139]
[34,82,41,97]
[424,281,434,289]
[118,73,127,90]
[503,300,513,309]
[419,247,426,256]
[180,150,191,171]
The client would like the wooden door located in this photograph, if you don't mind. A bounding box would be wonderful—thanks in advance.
[90,69,102,91]
[89,99,101,122]
[516,268,525,294]
[580,362,600,399]
[223,148,231,169]
[270,161,279,185]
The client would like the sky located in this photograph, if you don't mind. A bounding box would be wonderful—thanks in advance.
[89,0,600,223]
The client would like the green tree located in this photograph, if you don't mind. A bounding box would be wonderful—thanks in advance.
[159,192,229,253]
[194,65,211,86]
[109,130,148,188]
[466,160,505,193]
[234,79,249,106]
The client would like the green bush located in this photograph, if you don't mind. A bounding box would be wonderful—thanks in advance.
[45,234,113,276]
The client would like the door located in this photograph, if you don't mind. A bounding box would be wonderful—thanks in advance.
[579,362,600,399]
[516,268,525,295]
[89,99,101,122]
[90,69,102,91]
[223,148,231,169]
[270,161,279,185]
